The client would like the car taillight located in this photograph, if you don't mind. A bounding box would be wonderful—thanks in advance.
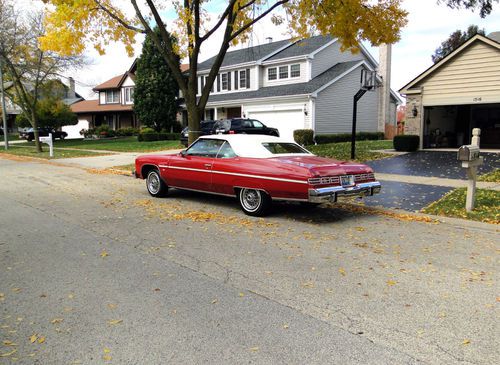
[229,130,235,134]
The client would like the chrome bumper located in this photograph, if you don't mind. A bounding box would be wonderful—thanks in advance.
[308,181,381,203]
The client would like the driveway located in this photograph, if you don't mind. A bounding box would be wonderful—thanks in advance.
[362,151,500,211]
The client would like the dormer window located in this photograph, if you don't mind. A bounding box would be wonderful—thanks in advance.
[279,66,288,79]
[105,90,119,103]
[290,64,300,78]
[268,67,277,81]
[239,70,247,89]
[221,73,229,90]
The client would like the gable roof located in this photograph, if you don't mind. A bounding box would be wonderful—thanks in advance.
[197,39,291,71]
[71,99,133,113]
[202,61,362,103]
[265,35,333,61]
[399,33,500,93]
[93,74,125,91]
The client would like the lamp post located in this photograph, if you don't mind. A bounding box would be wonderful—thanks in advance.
[0,56,8,150]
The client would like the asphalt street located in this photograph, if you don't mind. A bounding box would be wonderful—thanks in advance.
[0,157,498,364]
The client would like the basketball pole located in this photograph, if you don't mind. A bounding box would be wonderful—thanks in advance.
[351,89,367,159]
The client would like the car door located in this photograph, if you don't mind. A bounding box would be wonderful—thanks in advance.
[211,141,239,195]
[167,139,224,191]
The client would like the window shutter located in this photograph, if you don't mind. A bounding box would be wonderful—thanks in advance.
[217,74,220,92]
[234,71,238,90]
[228,72,231,91]
[246,69,250,88]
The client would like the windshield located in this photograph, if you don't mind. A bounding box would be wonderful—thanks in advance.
[261,142,310,154]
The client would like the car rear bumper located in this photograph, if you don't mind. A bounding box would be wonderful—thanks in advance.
[308,181,381,203]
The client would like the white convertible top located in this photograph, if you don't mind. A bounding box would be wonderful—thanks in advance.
[198,134,312,158]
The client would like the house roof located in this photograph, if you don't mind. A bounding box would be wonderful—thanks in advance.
[70,99,133,113]
[93,74,124,91]
[202,61,362,103]
[399,33,500,94]
[265,35,333,61]
[487,31,500,43]
[197,39,292,71]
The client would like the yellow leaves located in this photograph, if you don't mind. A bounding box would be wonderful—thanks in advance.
[211,298,218,304]
[238,292,245,297]
[29,335,37,344]
[3,340,17,346]
[107,319,123,326]
[51,318,64,324]
[386,280,397,286]
[338,267,346,276]
[100,250,109,258]
[0,349,17,357]
[249,346,259,352]
[11,288,21,293]
[0,293,4,301]
[462,339,471,345]
[301,282,315,289]
[68,293,75,299]
[107,303,117,310]
[103,347,112,361]
[38,336,46,344]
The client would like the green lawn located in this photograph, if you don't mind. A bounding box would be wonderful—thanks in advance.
[478,169,500,183]
[0,145,106,159]
[307,140,393,162]
[422,188,500,224]
[24,137,183,152]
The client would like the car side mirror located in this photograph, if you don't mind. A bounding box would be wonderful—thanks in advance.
[180,150,187,157]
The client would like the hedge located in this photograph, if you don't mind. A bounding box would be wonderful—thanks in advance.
[314,132,385,145]
[393,135,420,152]
[294,129,314,146]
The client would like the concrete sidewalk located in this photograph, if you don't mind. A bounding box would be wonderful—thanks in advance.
[53,148,183,169]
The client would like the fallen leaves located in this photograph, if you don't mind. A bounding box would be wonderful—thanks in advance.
[29,334,45,344]
[107,303,117,310]
[338,268,346,276]
[249,346,259,352]
[3,340,17,346]
[100,250,109,258]
[107,319,123,326]
[386,280,397,286]
[103,347,112,361]
[0,349,17,357]
[51,318,64,324]
[211,298,218,304]
[462,339,471,345]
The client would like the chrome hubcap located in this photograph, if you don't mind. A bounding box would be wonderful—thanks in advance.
[147,172,160,194]
[241,189,261,212]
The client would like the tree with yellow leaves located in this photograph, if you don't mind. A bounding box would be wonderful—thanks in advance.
[41,0,409,144]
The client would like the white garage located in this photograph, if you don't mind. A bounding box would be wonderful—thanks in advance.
[245,107,306,140]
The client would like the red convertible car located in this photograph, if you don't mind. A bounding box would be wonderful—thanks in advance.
[135,135,381,216]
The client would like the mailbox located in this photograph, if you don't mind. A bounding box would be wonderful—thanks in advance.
[457,145,480,161]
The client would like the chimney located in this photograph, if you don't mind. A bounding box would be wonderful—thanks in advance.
[68,77,76,99]
[265,37,273,44]
[377,43,392,134]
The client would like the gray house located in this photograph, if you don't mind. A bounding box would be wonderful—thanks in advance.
[191,36,400,140]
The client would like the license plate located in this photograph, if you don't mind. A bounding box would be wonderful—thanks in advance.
[340,175,354,187]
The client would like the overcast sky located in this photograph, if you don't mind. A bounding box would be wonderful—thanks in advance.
[26,0,500,101]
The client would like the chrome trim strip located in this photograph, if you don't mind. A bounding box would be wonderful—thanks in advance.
[166,165,308,185]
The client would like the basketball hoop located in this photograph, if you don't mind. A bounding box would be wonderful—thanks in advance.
[360,69,378,91]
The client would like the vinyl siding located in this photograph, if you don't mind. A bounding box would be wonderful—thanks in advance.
[311,41,364,79]
[419,42,500,106]
[315,66,378,134]
[262,61,307,87]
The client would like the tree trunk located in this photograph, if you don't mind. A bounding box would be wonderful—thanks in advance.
[185,91,203,145]
[31,109,42,153]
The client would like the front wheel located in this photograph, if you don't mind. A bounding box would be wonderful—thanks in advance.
[238,188,271,216]
[146,169,168,197]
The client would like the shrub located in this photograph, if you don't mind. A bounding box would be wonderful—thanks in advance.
[393,135,420,152]
[138,128,180,142]
[294,129,314,146]
[314,132,384,144]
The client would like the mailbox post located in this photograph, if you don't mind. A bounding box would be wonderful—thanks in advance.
[457,128,483,212]
[39,133,54,158]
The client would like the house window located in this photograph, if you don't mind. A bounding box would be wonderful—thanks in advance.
[124,87,134,103]
[221,73,229,91]
[268,67,277,81]
[239,70,247,88]
[279,66,288,79]
[105,90,119,103]
[290,64,300,78]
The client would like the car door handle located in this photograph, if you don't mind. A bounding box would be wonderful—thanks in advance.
[204,163,212,168]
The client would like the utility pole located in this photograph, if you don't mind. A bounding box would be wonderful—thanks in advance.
[0,57,8,150]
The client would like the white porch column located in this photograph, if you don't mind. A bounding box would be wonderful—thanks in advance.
[213,107,218,120]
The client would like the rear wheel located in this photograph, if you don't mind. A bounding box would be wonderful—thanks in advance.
[146,169,168,197]
[238,188,271,216]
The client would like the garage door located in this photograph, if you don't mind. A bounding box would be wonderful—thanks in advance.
[247,110,304,140]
